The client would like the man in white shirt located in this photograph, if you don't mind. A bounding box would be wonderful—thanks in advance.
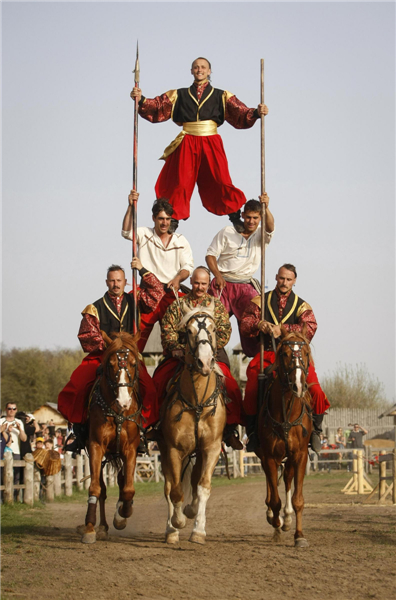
[206,193,275,356]
[122,190,194,351]
[0,402,27,492]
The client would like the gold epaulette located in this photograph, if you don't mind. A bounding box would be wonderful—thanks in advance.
[296,302,312,318]
[166,89,178,105]
[250,295,261,308]
[81,304,99,320]
[222,90,234,113]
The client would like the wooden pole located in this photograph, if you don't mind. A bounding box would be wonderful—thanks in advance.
[3,452,14,504]
[131,42,140,333]
[379,450,387,501]
[23,454,34,506]
[392,449,396,505]
[64,452,73,497]
[76,454,83,491]
[259,58,266,375]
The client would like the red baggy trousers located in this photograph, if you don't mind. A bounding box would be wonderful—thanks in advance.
[57,352,158,426]
[155,134,246,220]
[244,351,330,416]
[152,357,244,425]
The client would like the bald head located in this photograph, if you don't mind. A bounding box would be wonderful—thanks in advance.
[190,267,210,298]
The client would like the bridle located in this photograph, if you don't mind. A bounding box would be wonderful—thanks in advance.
[278,339,310,396]
[90,346,142,455]
[185,312,217,375]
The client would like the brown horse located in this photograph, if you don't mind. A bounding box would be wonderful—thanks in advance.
[158,304,227,545]
[80,332,142,544]
[256,327,313,548]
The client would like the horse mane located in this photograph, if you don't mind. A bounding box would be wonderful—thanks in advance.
[102,332,140,362]
[178,307,215,330]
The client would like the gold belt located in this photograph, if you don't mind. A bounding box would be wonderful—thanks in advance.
[160,120,218,160]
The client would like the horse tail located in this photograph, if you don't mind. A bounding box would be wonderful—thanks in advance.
[181,456,194,506]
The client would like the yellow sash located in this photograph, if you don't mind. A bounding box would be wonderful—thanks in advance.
[160,120,218,160]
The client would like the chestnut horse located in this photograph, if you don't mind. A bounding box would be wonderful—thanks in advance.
[256,327,313,548]
[80,332,142,544]
[158,303,227,545]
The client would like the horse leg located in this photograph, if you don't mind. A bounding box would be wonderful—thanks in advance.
[96,468,109,541]
[168,448,187,531]
[189,446,220,545]
[262,458,283,539]
[282,460,294,532]
[184,453,202,520]
[293,453,309,548]
[265,477,274,525]
[82,442,103,544]
[113,447,137,530]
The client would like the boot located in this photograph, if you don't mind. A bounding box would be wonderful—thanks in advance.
[63,423,87,455]
[137,434,148,455]
[228,211,245,234]
[223,425,243,450]
[168,218,179,233]
[310,413,324,454]
[245,414,257,453]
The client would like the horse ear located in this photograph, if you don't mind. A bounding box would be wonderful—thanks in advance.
[101,330,113,348]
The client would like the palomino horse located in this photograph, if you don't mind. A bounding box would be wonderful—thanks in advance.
[80,332,142,544]
[256,327,313,548]
[158,302,227,545]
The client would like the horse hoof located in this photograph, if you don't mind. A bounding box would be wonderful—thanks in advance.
[282,520,292,532]
[189,531,206,545]
[171,514,186,530]
[183,505,197,519]
[165,531,179,544]
[295,537,309,548]
[113,516,127,530]
[96,526,109,541]
[271,529,282,543]
[266,515,273,525]
[81,532,97,544]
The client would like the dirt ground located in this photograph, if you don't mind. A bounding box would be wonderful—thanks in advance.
[1,474,395,600]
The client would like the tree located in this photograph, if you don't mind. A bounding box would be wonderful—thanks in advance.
[321,363,390,409]
[1,347,84,412]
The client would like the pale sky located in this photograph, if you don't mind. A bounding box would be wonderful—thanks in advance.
[2,1,395,401]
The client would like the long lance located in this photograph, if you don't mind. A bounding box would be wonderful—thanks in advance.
[258,58,266,411]
[131,43,139,334]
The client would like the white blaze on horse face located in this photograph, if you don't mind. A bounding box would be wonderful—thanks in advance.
[293,343,303,397]
[196,321,214,375]
[116,370,132,411]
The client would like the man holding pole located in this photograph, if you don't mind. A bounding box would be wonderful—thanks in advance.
[130,57,268,230]
[122,190,194,351]
[205,193,275,356]
[240,264,330,452]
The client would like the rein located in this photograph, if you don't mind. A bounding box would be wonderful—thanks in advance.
[90,348,143,456]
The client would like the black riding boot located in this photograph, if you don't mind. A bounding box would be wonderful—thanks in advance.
[310,413,324,454]
[245,414,257,453]
[64,423,88,455]
[168,218,179,233]
[228,211,245,233]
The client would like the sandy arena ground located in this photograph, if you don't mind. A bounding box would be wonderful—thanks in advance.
[1,474,395,600]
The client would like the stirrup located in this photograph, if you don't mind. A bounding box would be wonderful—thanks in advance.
[223,426,243,451]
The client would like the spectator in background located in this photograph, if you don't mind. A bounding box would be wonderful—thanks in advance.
[348,423,368,449]
[54,429,64,455]
[16,412,40,459]
[0,403,27,499]
[35,437,44,451]
[44,439,54,451]
[335,427,346,448]
[1,422,11,460]
[48,420,56,437]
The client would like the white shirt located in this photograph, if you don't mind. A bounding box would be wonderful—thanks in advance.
[0,417,25,455]
[122,227,194,284]
[206,225,274,282]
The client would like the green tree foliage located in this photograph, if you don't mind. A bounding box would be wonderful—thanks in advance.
[321,363,390,409]
[1,347,85,412]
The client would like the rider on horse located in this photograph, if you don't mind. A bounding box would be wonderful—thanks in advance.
[58,263,163,454]
[130,57,268,231]
[152,266,245,450]
[240,263,330,453]
[122,192,194,351]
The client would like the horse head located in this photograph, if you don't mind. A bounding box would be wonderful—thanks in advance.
[178,301,217,376]
[276,325,311,398]
[102,332,140,412]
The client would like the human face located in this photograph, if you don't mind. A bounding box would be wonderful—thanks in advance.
[153,210,172,236]
[275,267,296,295]
[6,405,17,420]
[190,269,210,299]
[191,59,211,83]
[106,270,127,297]
[242,210,261,234]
